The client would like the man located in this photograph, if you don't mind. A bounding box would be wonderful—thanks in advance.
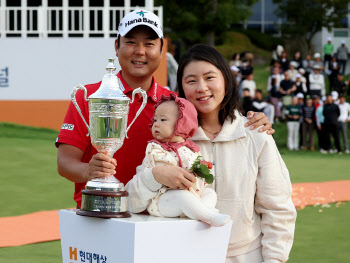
[56,10,274,209]
[323,94,341,154]
[323,37,334,69]
[252,89,267,112]
[242,88,254,116]
[285,96,300,150]
[301,97,315,151]
[337,94,350,154]
[287,61,299,81]
[333,73,349,95]
[240,72,256,98]
[336,40,349,75]
[309,65,325,97]
[312,95,323,151]
[279,71,296,97]
[313,53,325,74]
[302,54,315,90]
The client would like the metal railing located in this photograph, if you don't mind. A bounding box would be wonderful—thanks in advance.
[0,2,163,38]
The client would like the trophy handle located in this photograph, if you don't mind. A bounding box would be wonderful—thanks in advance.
[71,85,91,136]
[125,87,147,138]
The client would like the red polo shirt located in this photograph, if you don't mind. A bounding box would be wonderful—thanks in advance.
[56,71,173,207]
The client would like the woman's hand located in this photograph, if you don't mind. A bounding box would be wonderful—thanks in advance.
[245,111,275,135]
[152,165,197,190]
[86,152,117,181]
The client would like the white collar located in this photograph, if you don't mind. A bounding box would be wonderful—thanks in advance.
[190,111,247,142]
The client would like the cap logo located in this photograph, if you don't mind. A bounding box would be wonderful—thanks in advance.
[136,10,147,17]
[124,17,158,28]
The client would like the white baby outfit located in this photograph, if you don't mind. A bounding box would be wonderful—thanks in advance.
[145,142,206,217]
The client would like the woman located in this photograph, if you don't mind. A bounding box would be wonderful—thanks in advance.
[126,44,296,263]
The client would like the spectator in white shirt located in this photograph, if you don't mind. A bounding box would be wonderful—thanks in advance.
[309,65,326,97]
[267,66,284,93]
[241,73,256,98]
[337,94,350,153]
[288,61,299,81]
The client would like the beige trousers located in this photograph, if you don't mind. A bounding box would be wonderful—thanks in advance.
[225,246,263,263]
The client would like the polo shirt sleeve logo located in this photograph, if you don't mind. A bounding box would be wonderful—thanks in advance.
[61,123,75,131]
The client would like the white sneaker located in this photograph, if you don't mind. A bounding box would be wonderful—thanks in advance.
[320,149,328,154]
[329,149,336,154]
[345,150,349,154]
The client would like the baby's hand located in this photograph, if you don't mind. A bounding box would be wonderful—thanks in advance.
[152,165,196,190]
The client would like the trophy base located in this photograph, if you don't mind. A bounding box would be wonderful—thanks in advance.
[77,180,131,218]
[76,209,131,218]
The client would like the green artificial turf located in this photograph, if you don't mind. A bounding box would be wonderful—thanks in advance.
[289,202,350,263]
[0,123,74,217]
[0,241,62,263]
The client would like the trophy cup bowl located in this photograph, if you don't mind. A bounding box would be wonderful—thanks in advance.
[71,58,147,218]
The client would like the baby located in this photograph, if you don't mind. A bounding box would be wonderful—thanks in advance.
[139,93,230,227]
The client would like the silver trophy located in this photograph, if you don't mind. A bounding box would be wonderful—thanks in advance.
[71,58,147,218]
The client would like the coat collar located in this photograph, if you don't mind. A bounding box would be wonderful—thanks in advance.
[190,111,247,142]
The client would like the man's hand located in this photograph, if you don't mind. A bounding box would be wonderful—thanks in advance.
[152,165,197,190]
[86,152,117,181]
[246,111,275,135]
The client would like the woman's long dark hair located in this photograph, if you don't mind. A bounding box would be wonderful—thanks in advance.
[177,44,243,125]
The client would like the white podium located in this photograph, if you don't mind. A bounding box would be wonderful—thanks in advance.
[59,209,232,263]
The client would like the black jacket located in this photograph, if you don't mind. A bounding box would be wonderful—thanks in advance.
[323,103,340,125]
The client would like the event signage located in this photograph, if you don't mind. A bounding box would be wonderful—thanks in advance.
[0,67,9,88]
[59,209,233,263]
[67,246,108,263]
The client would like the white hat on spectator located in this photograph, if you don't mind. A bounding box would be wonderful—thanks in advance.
[230,65,239,72]
[118,9,163,38]
[290,61,299,68]
[296,93,304,99]
[331,91,339,101]
[296,73,302,78]
[321,95,327,101]
[313,64,321,69]
[277,45,284,56]
[327,37,332,41]
[299,68,305,74]
[314,53,321,59]
[341,40,346,44]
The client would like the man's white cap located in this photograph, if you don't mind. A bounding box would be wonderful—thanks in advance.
[314,53,321,58]
[290,61,298,68]
[313,64,321,69]
[341,40,345,44]
[299,68,305,74]
[296,73,302,78]
[296,93,304,99]
[331,91,339,101]
[327,37,332,41]
[230,65,239,72]
[118,9,163,38]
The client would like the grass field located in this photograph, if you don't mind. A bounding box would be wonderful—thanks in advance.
[1,122,349,263]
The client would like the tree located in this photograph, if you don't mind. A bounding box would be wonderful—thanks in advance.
[155,0,256,48]
[273,0,348,52]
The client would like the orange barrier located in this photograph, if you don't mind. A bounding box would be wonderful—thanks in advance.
[292,180,350,209]
[0,210,61,247]
[0,100,70,130]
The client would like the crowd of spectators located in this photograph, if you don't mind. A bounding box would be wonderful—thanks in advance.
[231,39,350,154]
